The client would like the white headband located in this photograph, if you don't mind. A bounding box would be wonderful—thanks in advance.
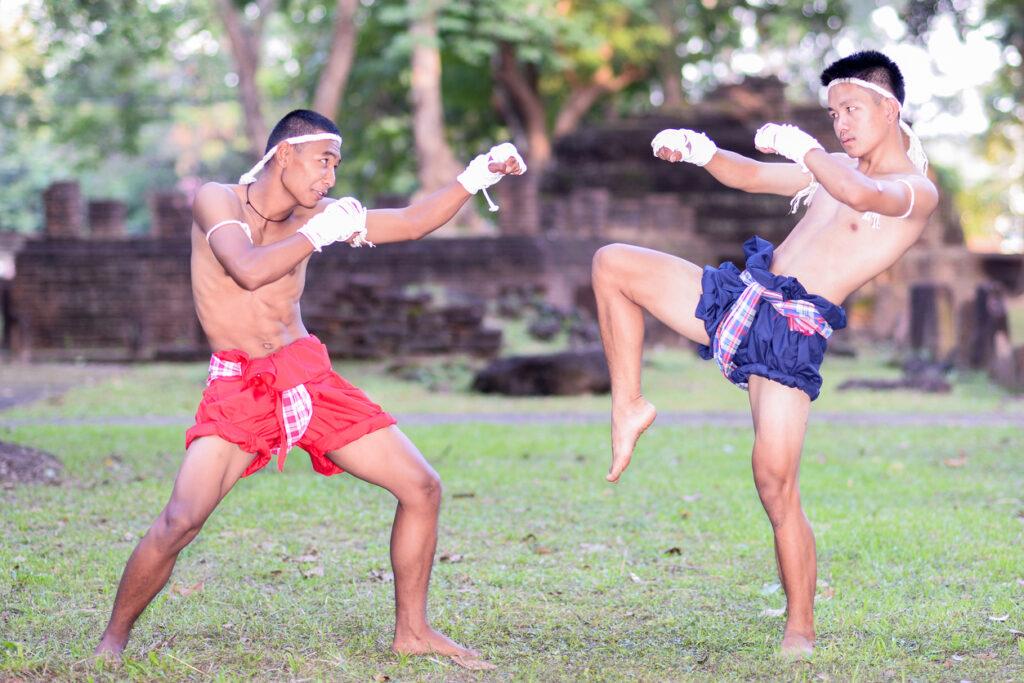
[239,132,343,184]
[825,77,928,174]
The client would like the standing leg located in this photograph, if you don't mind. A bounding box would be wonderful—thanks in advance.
[325,426,492,669]
[747,376,816,658]
[94,436,255,659]
[591,243,710,482]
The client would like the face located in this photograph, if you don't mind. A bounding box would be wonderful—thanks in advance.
[281,138,341,207]
[826,82,894,158]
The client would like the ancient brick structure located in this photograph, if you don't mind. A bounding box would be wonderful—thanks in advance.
[4,78,1021,367]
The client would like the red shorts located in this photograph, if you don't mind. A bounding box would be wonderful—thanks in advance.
[185,336,396,477]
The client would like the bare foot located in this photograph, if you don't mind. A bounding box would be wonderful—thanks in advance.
[91,638,125,666]
[607,397,657,483]
[393,627,495,670]
[776,633,814,660]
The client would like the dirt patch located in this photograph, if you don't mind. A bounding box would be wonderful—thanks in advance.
[0,440,64,486]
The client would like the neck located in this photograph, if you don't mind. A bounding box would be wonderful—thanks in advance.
[855,124,913,176]
[245,180,294,224]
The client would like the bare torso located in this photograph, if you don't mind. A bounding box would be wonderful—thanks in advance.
[770,157,932,304]
[190,185,314,358]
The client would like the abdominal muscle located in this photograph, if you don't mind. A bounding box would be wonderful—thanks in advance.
[191,240,310,358]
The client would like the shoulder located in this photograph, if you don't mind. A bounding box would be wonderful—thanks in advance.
[193,182,245,228]
[195,182,242,211]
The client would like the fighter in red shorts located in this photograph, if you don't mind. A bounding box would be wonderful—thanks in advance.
[94,109,524,670]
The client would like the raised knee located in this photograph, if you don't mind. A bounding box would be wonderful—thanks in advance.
[592,243,630,282]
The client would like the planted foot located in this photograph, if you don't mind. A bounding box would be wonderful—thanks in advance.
[777,632,814,660]
[92,637,125,665]
[393,627,496,671]
[607,397,657,483]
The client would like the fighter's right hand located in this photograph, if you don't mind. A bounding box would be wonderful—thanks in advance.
[754,123,824,173]
[297,196,370,251]
[650,128,717,166]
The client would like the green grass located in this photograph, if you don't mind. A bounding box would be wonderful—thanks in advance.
[1,351,1023,681]
[4,346,1023,421]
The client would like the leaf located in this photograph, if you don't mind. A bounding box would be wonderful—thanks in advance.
[170,581,203,597]
[533,547,552,555]
[449,654,497,670]
[761,582,781,595]
[678,508,692,518]
[1008,629,1024,638]
[974,652,997,659]
[664,547,682,555]
[629,572,642,583]
[292,554,319,563]
[373,674,391,682]
[681,493,702,502]
[439,552,466,563]
[452,492,475,499]
[818,587,836,600]
[760,607,786,617]
[988,614,1009,622]
[368,569,394,583]
[943,455,968,468]
[302,565,324,578]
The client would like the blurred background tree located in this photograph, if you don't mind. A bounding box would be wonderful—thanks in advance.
[0,0,1019,249]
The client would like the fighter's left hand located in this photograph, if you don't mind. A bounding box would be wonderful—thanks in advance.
[485,142,527,176]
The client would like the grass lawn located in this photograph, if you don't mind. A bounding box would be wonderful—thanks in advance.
[1,348,1022,681]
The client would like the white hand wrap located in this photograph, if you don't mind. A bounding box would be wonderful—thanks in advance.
[754,123,823,172]
[457,142,527,195]
[297,197,370,251]
[650,128,717,166]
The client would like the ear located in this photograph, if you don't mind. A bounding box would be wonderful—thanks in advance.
[275,141,294,169]
[884,98,900,124]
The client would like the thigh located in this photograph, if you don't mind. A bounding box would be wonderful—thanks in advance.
[324,425,438,497]
[165,436,256,517]
[597,243,710,345]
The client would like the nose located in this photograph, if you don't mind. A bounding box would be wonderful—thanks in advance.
[326,166,336,188]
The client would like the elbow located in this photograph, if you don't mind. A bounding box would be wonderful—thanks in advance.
[842,185,879,213]
[227,265,263,291]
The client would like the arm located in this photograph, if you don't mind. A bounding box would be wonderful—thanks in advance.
[194,183,314,291]
[756,122,938,218]
[652,128,811,197]
[803,149,936,217]
[363,144,526,245]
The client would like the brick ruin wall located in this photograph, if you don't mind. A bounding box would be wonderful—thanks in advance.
[5,231,605,361]
[3,77,1021,362]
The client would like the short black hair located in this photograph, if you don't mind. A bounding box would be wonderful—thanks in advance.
[820,50,905,105]
[265,110,340,153]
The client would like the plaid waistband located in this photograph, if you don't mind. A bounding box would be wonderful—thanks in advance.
[712,270,834,387]
[206,353,313,470]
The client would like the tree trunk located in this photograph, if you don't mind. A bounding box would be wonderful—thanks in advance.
[493,42,551,235]
[409,0,461,194]
[215,0,274,158]
[312,0,359,121]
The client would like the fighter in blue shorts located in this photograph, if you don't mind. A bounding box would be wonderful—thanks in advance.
[591,50,938,658]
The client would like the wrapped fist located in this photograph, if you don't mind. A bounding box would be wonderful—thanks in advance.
[457,142,527,195]
[297,196,370,251]
[754,123,823,172]
[650,128,717,166]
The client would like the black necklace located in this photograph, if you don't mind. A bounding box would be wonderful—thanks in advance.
[246,183,293,223]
